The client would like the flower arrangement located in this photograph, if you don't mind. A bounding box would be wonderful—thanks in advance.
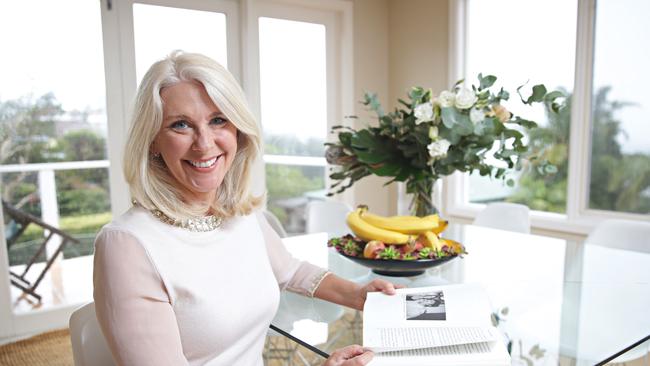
[325,74,564,216]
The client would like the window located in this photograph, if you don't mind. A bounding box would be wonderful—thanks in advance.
[132,4,229,83]
[588,0,650,214]
[258,17,328,234]
[449,0,649,233]
[465,0,578,214]
[0,0,110,312]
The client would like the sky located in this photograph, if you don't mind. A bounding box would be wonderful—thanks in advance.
[467,0,649,154]
[0,0,647,154]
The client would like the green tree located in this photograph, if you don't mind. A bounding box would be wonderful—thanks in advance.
[60,129,107,161]
[1,94,63,213]
[56,130,110,216]
[508,87,650,214]
[507,88,571,213]
[587,87,650,212]
[264,134,326,227]
[265,164,324,226]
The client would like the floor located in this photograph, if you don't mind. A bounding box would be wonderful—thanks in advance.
[10,255,94,314]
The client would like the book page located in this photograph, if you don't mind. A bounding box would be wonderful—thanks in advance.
[368,326,497,352]
[380,341,492,357]
[370,341,511,366]
[363,284,497,351]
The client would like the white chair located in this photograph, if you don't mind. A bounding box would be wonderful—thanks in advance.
[306,200,370,281]
[473,202,531,234]
[584,219,650,252]
[305,200,353,238]
[574,219,650,364]
[263,210,288,238]
[69,302,115,366]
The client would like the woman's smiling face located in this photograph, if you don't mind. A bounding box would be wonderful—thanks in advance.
[152,80,238,205]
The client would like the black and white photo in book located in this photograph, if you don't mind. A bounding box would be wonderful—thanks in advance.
[405,291,446,321]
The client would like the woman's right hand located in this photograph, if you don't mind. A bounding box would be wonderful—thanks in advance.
[323,345,374,366]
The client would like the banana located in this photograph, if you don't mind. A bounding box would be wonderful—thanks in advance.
[432,220,448,235]
[346,208,413,244]
[360,212,440,234]
[441,238,465,255]
[422,231,443,251]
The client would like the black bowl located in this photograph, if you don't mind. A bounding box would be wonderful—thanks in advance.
[338,252,458,277]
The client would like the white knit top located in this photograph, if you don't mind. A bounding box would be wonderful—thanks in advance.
[93,206,327,366]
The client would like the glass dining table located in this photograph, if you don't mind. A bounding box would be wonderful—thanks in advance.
[266,223,650,366]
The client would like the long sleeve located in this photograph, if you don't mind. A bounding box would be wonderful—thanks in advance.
[93,229,189,366]
[256,212,329,296]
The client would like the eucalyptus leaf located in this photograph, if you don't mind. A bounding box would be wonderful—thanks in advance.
[441,107,459,128]
[479,74,497,89]
[526,84,547,104]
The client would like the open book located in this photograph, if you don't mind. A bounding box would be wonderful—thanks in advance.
[363,283,511,366]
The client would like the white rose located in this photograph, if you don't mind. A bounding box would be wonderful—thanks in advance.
[414,102,434,124]
[455,88,478,110]
[438,91,455,108]
[428,126,439,140]
[427,139,451,159]
[469,107,485,124]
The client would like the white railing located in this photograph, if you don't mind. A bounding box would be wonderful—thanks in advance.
[263,154,326,167]
[0,160,110,257]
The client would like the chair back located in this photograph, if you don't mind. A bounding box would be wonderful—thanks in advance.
[305,201,370,279]
[69,302,115,366]
[263,210,288,238]
[473,202,531,234]
[585,219,650,252]
[305,200,352,238]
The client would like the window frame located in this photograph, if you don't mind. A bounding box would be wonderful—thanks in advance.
[248,0,354,205]
[102,0,241,215]
[444,0,650,237]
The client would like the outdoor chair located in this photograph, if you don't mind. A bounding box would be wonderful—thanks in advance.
[2,200,80,301]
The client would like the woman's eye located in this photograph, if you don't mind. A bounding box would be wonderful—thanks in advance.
[170,120,189,130]
[210,116,228,126]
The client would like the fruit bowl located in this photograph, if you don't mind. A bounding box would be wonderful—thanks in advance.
[339,252,458,277]
[328,234,465,277]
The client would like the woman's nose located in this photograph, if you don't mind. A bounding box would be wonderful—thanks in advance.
[192,127,212,151]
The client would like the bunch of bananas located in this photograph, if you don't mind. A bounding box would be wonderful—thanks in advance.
[346,206,448,249]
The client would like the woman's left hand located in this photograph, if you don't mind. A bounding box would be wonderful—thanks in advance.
[313,274,404,311]
[353,279,403,310]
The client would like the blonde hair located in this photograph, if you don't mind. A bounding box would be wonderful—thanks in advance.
[123,51,263,220]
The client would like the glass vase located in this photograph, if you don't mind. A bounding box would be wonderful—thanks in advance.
[410,179,438,217]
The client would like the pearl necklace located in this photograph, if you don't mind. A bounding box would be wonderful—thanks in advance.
[150,209,223,232]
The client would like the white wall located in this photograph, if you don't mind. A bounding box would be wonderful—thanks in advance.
[350,0,450,215]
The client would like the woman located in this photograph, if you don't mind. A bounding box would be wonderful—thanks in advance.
[93,51,397,366]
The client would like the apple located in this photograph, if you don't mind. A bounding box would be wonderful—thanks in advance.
[363,240,386,259]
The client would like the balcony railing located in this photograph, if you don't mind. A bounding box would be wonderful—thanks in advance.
[0,160,110,258]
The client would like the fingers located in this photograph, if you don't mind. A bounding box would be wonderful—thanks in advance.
[342,350,374,365]
[368,279,398,295]
[328,345,374,366]
[332,344,365,359]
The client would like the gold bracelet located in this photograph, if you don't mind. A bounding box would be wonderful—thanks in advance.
[308,271,331,298]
